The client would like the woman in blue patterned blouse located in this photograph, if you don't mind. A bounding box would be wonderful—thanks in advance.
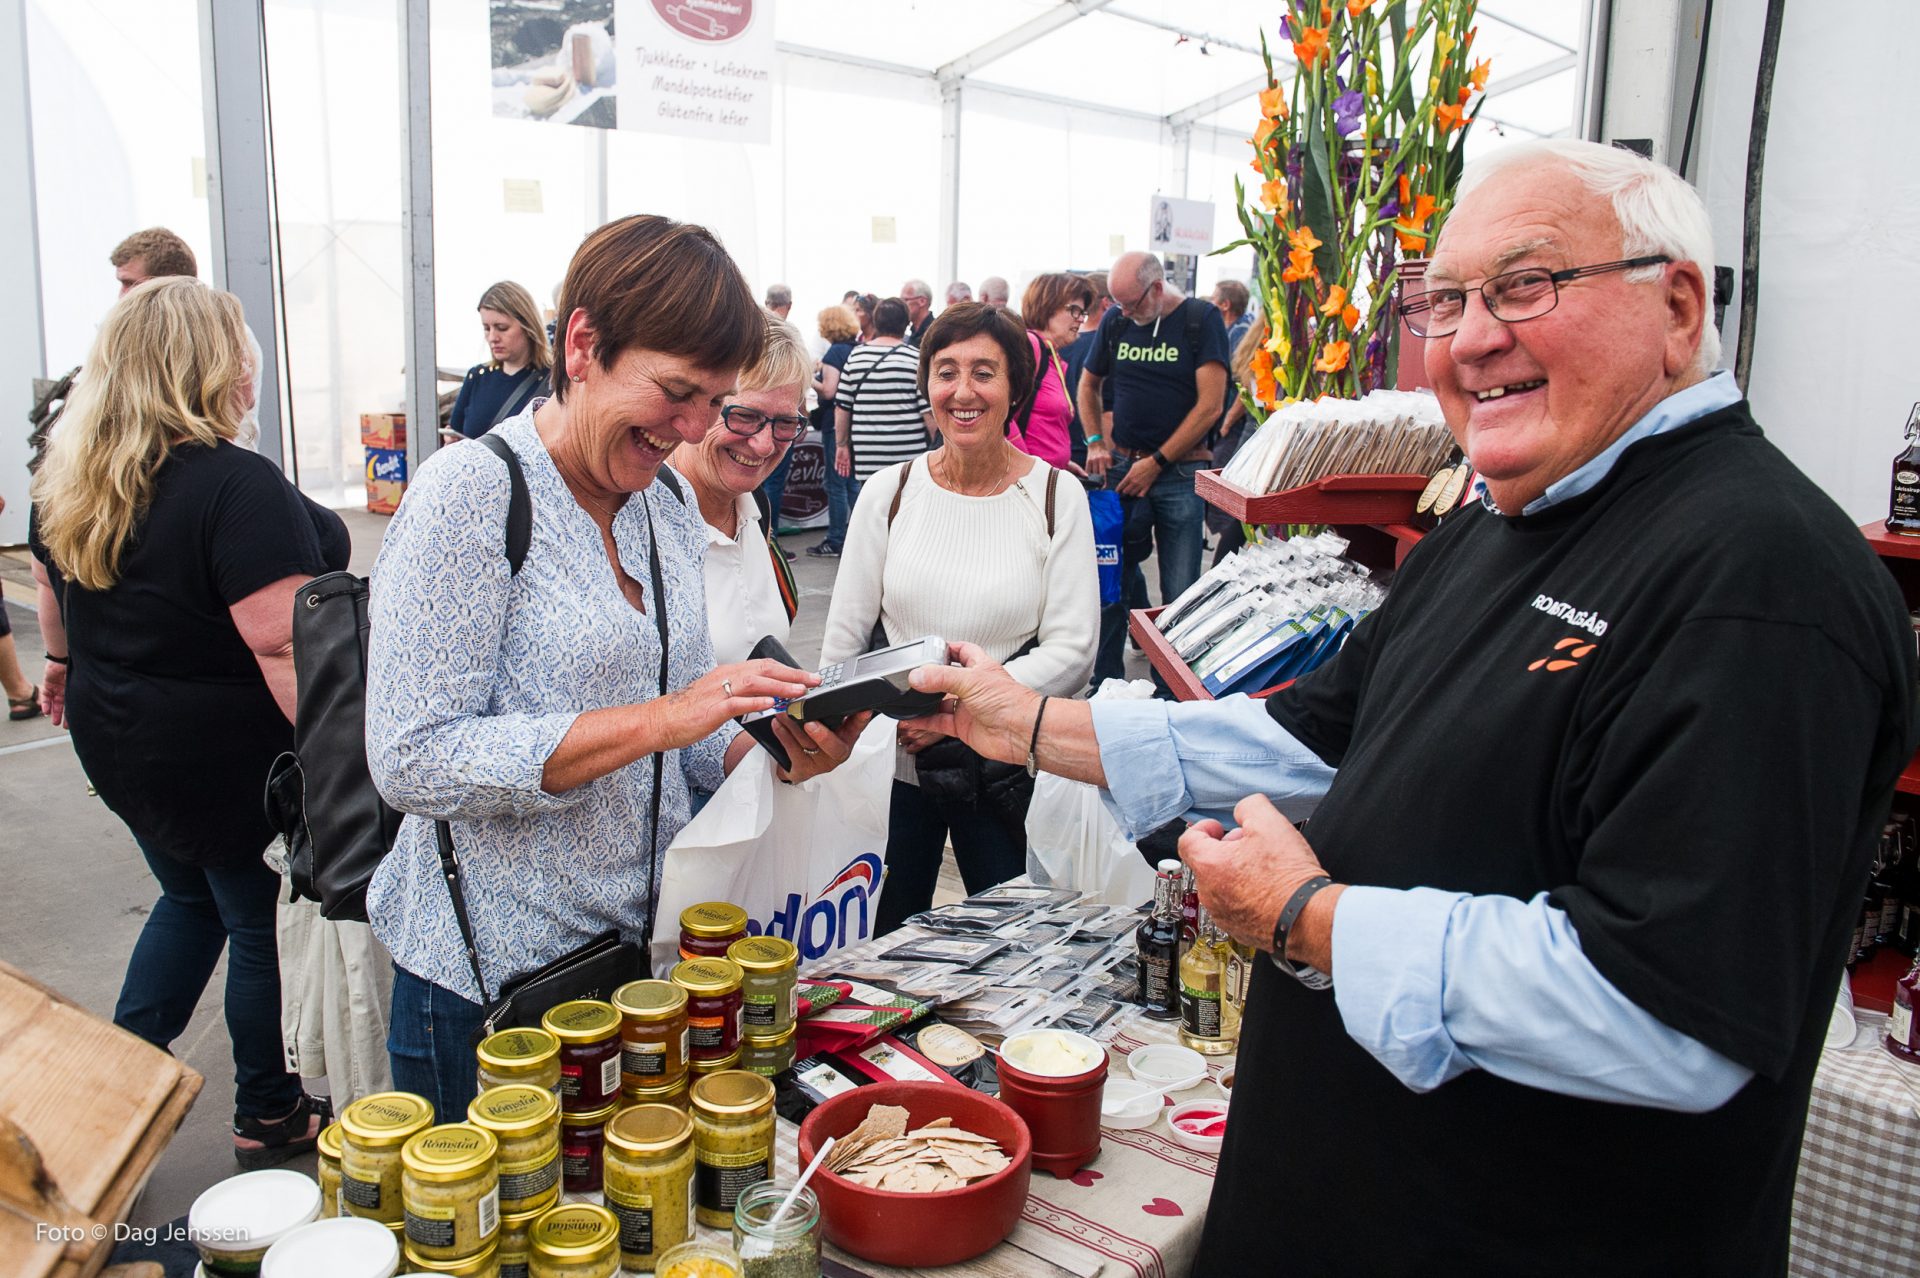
[366,216,869,1117]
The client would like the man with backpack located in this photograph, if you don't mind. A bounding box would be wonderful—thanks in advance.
[1078,252,1230,688]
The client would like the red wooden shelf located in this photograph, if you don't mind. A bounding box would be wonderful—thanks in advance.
[1897,748,1920,797]
[1130,607,1212,702]
[1196,469,1431,527]
[1850,945,1911,1015]
[1860,520,1920,560]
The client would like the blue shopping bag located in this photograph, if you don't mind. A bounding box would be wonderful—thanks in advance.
[1087,488,1123,607]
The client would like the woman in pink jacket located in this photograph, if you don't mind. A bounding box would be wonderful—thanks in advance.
[1009,273,1094,471]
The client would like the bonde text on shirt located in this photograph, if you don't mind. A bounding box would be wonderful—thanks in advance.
[1117,341,1183,363]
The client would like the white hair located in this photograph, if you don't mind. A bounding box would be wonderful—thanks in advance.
[1457,138,1721,373]
[979,276,1010,305]
[945,280,972,304]
[901,278,930,301]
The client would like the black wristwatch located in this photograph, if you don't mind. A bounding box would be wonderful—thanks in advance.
[1149,448,1171,468]
[1270,875,1334,989]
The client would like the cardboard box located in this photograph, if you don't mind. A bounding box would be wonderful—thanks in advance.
[366,446,408,515]
[359,412,406,450]
[0,961,203,1278]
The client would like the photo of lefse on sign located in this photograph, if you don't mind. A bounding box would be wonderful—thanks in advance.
[617,0,774,143]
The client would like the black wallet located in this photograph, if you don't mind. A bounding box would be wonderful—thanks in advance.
[739,634,844,770]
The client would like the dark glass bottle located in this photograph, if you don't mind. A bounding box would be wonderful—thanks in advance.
[1886,957,1920,1063]
[1875,826,1903,948]
[1888,402,1920,535]
[1179,866,1200,955]
[1136,861,1182,1021]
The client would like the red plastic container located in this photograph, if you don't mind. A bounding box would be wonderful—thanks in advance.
[797,1081,1032,1268]
[994,1032,1108,1178]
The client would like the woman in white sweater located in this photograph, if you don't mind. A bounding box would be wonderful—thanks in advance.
[821,302,1099,933]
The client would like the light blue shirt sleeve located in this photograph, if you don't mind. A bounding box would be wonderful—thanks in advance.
[1088,693,1336,840]
[1331,886,1753,1112]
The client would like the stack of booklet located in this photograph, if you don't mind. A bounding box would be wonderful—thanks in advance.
[1222,388,1453,494]
[1154,533,1384,697]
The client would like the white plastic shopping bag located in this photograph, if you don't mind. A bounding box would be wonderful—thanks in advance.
[1025,678,1160,907]
[651,718,894,975]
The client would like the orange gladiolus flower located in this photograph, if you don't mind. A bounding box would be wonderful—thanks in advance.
[1251,348,1274,378]
[1457,85,1473,105]
[1282,247,1318,284]
[1260,178,1289,212]
[1394,193,1438,254]
[1396,227,1429,253]
[1321,3,1333,22]
[1435,102,1468,133]
[1398,172,1412,207]
[1314,341,1351,373]
[1469,58,1492,92]
[1318,284,1348,315]
[1342,304,1361,331]
[1346,0,1373,15]
[1259,86,1287,119]
[1254,117,1280,150]
[1288,224,1323,254]
[1293,24,1331,67]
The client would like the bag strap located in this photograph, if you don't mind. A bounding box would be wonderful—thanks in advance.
[886,456,914,530]
[486,370,543,432]
[475,431,533,575]
[1044,465,1058,537]
[654,465,685,503]
[438,476,675,1002]
[751,487,799,622]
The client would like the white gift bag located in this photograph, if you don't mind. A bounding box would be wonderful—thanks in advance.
[1025,678,1160,907]
[651,718,894,975]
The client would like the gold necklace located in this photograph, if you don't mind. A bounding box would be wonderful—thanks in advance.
[935,448,1016,498]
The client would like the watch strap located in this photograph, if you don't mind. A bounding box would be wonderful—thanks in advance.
[1270,875,1334,989]
[1150,448,1171,468]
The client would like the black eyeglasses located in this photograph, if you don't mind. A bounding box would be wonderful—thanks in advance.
[719,404,806,442]
[1401,255,1672,338]
[1065,304,1088,321]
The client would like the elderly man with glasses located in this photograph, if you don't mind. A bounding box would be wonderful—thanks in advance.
[908,139,1916,1274]
[900,278,934,345]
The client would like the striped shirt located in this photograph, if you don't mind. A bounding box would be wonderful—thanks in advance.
[837,342,931,480]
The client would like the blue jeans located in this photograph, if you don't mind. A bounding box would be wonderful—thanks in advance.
[821,428,854,550]
[1093,455,1207,688]
[389,965,490,1122]
[114,840,302,1119]
[875,780,1029,936]
[761,447,794,533]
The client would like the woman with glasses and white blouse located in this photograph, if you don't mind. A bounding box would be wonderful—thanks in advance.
[674,310,810,666]
[1011,273,1094,471]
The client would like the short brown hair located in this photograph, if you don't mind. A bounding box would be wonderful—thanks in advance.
[550,215,763,402]
[1213,279,1250,319]
[1082,270,1110,304]
[817,305,859,344]
[872,297,910,339]
[110,227,196,279]
[916,301,1035,409]
[1018,273,1095,334]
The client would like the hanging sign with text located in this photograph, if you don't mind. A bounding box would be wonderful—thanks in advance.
[616,0,774,143]
[1147,195,1216,257]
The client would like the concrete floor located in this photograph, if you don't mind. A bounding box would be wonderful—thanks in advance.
[0,498,1154,1228]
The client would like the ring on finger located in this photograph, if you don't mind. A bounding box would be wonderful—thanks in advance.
[802,746,820,755]
[722,679,733,697]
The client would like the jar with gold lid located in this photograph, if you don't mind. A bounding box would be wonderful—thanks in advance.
[689,1050,743,1083]
[540,1000,622,1112]
[613,979,690,1093]
[467,1085,560,1216]
[495,1202,545,1278]
[727,936,798,1036]
[604,1103,696,1273]
[689,1071,775,1229]
[671,959,744,1064]
[527,1202,621,1278]
[622,1072,690,1112]
[476,1027,563,1099]
[316,1120,345,1219]
[339,1092,435,1224]
[404,1241,500,1276]
[737,1024,796,1078]
[678,902,748,960]
[401,1122,500,1262]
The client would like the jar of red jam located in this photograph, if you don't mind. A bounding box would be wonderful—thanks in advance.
[612,979,689,1093]
[1888,957,1920,1062]
[679,903,749,961]
[559,1102,617,1195]
[541,999,622,1113]
[671,958,744,1064]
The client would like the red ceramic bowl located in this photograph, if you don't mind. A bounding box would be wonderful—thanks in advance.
[796,1080,1033,1267]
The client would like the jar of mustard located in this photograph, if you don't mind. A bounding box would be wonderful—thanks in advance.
[689,1071,775,1229]
[622,1073,690,1112]
[678,902,748,960]
[477,1028,563,1099]
[540,1000,622,1112]
[316,1121,345,1219]
[726,936,798,1036]
[654,1239,745,1278]
[339,1092,435,1224]
[527,1202,621,1278]
[671,959,744,1064]
[401,1123,500,1262]
[403,1241,501,1277]
[613,979,690,1092]
[494,1202,545,1278]
[559,1102,618,1195]
[467,1085,561,1216]
[604,1103,696,1273]
[737,1025,797,1078]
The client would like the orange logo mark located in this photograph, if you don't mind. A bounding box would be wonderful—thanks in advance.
[1528,635,1598,672]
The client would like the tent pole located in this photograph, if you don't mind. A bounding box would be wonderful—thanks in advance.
[939,81,962,290]
[399,0,437,476]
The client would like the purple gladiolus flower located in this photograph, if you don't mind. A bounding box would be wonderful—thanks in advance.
[1278,16,1290,38]
[1334,90,1365,137]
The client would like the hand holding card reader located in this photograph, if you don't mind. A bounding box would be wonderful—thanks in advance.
[738,634,950,770]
